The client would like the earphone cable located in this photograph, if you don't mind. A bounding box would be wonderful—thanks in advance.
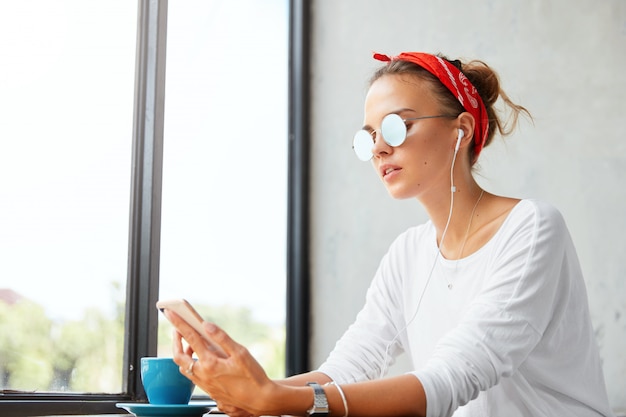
[378,145,459,379]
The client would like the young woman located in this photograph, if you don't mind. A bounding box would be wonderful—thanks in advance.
[165,52,614,417]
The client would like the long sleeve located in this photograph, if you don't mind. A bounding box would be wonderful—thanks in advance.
[317,243,410,383]
[410,200,612,417]
[319,199,613,416]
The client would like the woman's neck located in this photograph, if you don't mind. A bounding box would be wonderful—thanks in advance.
[423,183,487,260]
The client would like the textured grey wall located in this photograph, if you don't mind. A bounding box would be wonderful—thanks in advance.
[308,0,626,410]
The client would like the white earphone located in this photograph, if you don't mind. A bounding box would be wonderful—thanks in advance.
[380,128,466,378]
[455,129,464,152]
[380,127,467,377]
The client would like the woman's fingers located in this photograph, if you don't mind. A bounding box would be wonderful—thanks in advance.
[164,310,218,360]
[164,310,198,343]
[166,311,270,414]
[215,402,254,417]
[202,322,240,356]
[171,329,196,377]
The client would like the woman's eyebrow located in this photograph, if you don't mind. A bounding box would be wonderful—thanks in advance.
[393,107,417,116]
[361,108,416,131]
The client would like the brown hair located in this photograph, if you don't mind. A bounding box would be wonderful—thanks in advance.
[370,55,531,164]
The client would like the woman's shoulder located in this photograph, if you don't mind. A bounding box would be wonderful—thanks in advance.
[497,198,570,245]
[507,198,567,227]
[384,198,569,255]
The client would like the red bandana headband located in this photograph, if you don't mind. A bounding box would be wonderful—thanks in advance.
[374,52,489,159]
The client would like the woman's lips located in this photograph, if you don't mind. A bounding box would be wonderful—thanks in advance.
[380,164,401,180]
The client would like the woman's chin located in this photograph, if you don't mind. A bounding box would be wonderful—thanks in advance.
[385,187,415,200]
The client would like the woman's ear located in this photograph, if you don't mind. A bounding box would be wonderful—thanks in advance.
[456,112,476,149]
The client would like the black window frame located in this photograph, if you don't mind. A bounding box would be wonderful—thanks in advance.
[0,0,309,415]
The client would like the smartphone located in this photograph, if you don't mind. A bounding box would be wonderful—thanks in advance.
[156,298,227,358]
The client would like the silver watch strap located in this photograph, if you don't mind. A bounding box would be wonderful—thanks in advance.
[306,382,329,416]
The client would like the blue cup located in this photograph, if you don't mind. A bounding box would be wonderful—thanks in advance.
[140,357,195,404]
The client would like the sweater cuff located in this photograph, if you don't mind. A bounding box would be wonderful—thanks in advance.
[409,369,455,417]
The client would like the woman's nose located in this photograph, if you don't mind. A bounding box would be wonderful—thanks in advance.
[371,129,392,158]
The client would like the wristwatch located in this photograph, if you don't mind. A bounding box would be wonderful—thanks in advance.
[306,382,329,416]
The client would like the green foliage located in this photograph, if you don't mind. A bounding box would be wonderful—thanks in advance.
[0,300,54,390]
[157,303,285,380]
[0,286,285,393]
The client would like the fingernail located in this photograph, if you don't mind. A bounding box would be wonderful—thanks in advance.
[205,322,217,333]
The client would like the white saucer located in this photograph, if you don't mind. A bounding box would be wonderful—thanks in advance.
[116,401,216,417]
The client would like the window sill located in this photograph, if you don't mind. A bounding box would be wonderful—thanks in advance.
[0,398,131,416]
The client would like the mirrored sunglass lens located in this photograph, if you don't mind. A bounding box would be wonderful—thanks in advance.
[353,130,373,161]
[381,114,407,147]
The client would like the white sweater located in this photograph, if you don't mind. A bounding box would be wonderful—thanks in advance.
[318,199,614,417]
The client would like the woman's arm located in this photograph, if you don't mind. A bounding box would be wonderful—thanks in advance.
[166,310,427,416]
[325,375,426,417]
[276,372,427,416]
[276,371,332,387]
[263,373,427,417]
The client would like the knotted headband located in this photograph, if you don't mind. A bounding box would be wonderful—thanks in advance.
[374,52,489,159]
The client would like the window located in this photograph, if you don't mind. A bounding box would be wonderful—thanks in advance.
[0,0,308,415]
[0,0,136,395]
[158,0,289,380]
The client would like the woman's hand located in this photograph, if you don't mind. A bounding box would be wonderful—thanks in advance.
[165,310,277,416]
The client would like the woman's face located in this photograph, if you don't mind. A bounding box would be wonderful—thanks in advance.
[363,74,458,200]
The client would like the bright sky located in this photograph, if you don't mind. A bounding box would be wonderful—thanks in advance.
[0,0,288,326]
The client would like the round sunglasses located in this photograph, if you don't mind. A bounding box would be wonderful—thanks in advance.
[352,113,458,161]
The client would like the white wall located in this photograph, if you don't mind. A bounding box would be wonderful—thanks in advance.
[308,0,626,411]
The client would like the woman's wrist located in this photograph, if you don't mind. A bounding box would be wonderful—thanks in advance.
[258,380,344,417]
[257,382,314,416]
[254,373,340,416]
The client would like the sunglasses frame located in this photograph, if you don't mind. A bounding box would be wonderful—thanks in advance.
[353,113,459,161]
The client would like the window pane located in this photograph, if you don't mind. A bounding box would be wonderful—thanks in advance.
[0,1,137,393]
[159,0,288,381]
